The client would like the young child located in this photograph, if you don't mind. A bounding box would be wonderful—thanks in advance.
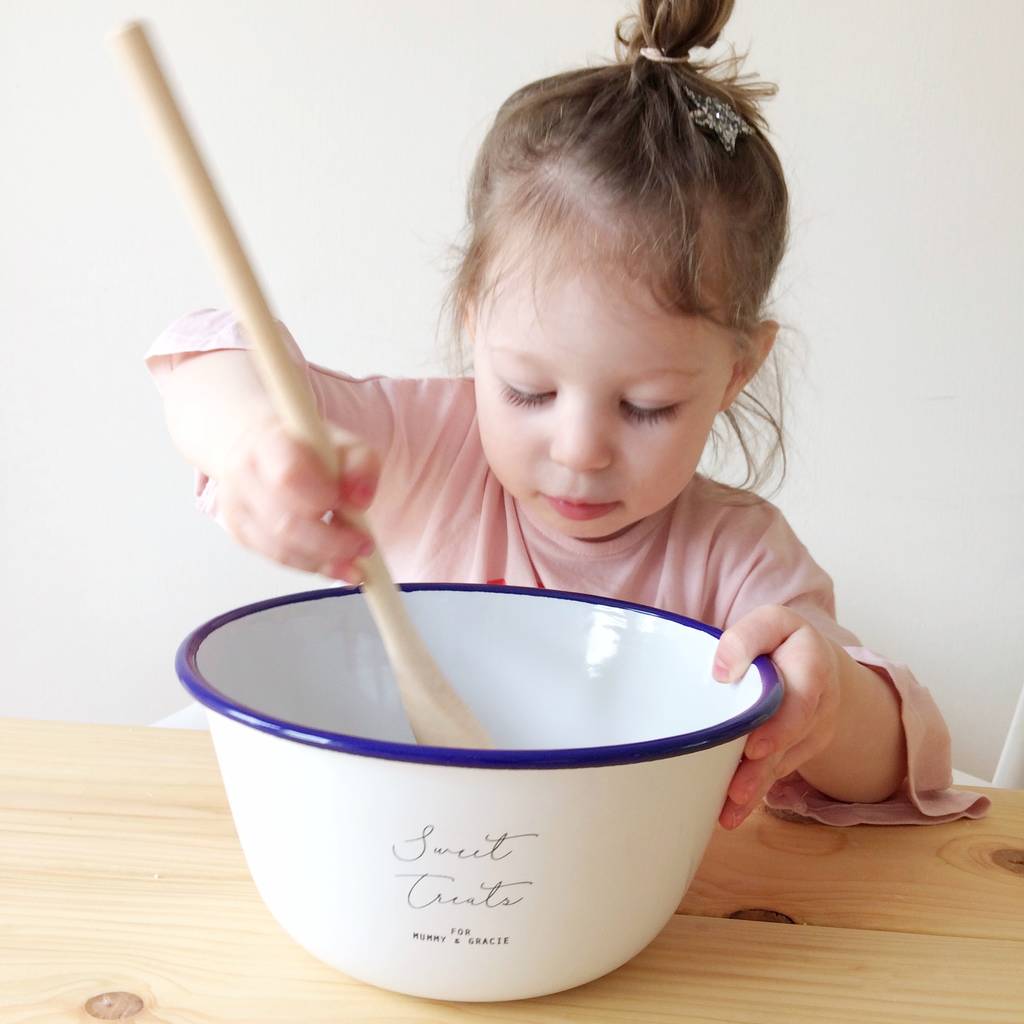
[146,0,988,830]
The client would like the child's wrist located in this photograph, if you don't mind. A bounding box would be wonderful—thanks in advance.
[213,409,280,482]
[800,654,905,802]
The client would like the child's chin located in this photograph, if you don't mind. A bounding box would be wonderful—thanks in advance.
[549,508,637,543]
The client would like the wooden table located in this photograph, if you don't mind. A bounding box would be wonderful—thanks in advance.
[1,718,1021,1023]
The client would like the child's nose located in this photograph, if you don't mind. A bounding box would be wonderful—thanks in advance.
[549,409,613,473]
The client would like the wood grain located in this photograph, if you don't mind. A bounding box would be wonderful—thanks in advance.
[679,790,1024,942]
[1,718,1022,1023]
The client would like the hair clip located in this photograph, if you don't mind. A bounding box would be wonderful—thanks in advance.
[636,48,753,155]
[682,86,753,155]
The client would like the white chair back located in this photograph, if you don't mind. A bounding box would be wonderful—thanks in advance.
[992,685,1024,788]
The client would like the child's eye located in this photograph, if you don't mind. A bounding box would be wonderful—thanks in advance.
[501,385,679,425]
[501,385,551,408]
[622,402,680,426]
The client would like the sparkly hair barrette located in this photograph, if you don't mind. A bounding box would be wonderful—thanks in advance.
[637,46,754,156]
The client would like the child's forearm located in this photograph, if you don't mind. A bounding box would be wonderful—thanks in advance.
[796,655,907,803]
[156,349,284,480]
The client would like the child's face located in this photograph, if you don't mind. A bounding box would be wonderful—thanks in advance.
[470,264,771,542]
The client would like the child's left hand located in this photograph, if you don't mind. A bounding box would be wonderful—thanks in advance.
[712,605,844,830]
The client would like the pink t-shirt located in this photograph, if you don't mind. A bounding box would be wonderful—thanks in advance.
[147,308,990,826]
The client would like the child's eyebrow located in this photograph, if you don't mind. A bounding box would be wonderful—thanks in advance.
[633,366,705,379]
[490,346,704,380]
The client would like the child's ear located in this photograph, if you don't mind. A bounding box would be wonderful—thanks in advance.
[720,320,778,411]
[463,302,477,344]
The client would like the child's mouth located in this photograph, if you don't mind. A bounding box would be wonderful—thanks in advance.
[544,495,620,521]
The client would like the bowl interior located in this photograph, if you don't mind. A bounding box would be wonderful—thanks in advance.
[185,586,774,754]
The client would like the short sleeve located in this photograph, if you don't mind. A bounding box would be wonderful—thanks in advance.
[145,309,330,519]
[144,307,394,447]
[713,501,990,826]
[144,308,478,531]
[146,306,304,369]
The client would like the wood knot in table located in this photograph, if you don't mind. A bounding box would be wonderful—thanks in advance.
[992,848,1024,876]
[727,908,798,924]
[84,992,144,1019]
[764,807,813,824]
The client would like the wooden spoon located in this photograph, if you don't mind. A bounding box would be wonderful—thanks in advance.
[109,20,490,749]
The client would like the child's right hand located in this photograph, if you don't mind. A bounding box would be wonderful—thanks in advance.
[215,415,380,583]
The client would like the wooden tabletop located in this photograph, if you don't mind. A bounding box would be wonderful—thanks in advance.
[1,718,1021,1023]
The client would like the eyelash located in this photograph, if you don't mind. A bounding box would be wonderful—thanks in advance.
[500,386,681,426]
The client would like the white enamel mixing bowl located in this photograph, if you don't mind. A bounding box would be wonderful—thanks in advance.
[177,583,781,1002]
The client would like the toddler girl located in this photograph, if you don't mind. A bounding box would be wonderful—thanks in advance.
[146,0,988,829]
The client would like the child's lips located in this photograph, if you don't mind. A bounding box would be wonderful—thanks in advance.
[544,495,620,521]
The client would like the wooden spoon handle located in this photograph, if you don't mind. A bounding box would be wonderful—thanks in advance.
[109,21,490,748]
[108,22,329,468]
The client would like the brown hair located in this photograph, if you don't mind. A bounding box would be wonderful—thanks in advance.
[440,0,790,497]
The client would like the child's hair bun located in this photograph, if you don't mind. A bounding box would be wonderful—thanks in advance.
[616,0,735,62]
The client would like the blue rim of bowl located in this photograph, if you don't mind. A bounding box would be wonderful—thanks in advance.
[176,583,782,770]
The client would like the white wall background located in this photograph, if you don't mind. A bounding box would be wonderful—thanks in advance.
[1,1,1020,780]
